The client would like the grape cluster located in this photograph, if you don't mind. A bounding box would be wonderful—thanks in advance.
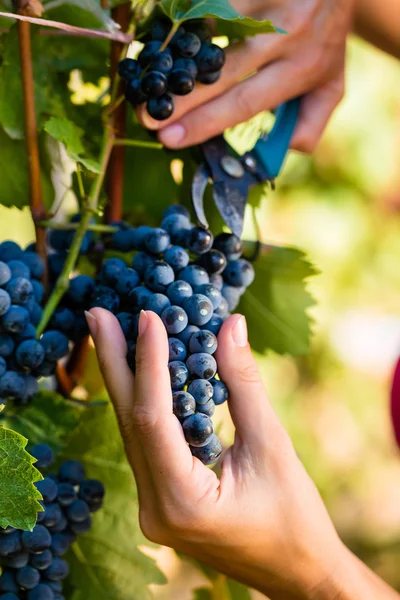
[90,206,255,465]
[118,18,226,121]
[0,444,105,600]
[0,242,71,409]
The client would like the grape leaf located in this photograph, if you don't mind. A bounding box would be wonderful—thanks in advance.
[239,246,318,355]
[2,391,80,453]
[159,0,275,36]
[61,403,166,600]
[44,116,101,173]
[44,0,119,33]
[0,426,43,531]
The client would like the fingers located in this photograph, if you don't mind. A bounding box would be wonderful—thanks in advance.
[133,311,195,489]
[216,315,284,454]
[290,70,345,153]
[156,59,308,149]
[137,33,283,134]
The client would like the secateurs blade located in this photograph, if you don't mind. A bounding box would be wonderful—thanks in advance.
[191,97,301,238]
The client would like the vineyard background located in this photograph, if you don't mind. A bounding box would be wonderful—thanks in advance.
[0,22,400,600]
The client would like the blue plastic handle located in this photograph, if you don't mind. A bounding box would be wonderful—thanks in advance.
[252,97,301,179]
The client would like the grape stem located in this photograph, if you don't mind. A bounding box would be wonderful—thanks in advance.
[38,221,118,233]
[113,138,163,149]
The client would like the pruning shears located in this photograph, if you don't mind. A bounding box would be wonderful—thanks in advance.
[191,97,301,238]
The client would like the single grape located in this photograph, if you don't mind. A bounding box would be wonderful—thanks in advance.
[168,337,187,362]
[56,482,76,507]
[183,294,213,326]
[116,312,135,338]
[223,259,255,288]
[22,525,51,554]
[150,51,174,74]
[22,252,45,279]
[66,499,90,523]
[173,57,198,79]
[161,305,188,335]
[15,322,36,343]
[144,228,170,255]
[58,460,85,485]
[42,503,63,528]
[132,252,156,277]
[0,568,19,593]
[2,305,29,334]
[213,232,243,261]
[49,308,74,334]
[30,444,54,469]
[175,32,201,57]
[30,549,53,569]
[187,227,213,255]
[50,533,73,557]
[189,329,217,354]
[0,261,11,286]
[214,296,229,317]
[211,379,229,405]
[168,69,195,95]
[196,398,215,417]
[162,205,190,220]
[0,371,25,400]
[138,41,170,68]
[176,324,199,346]
[166,280,193,306]
[125,78,148,106]
[173,391,196,420]
[168,361,189,390]
[195,283,222,310]
[7,551,29,568]
[67,275,95,306]
[6,277,33,305]
[129,286,153,312]
[186,353,217,380]
[7,259,31,279]
[187,379,213,405]
[27,583,55,600]
[190,434,222,464]
[16,339,45,370]
[147,94,174,121]
[142,71,168,97]
[111,226,137,252]
[0,531,22,557]
[101,258,127,288]
[90,286,120,314]
[35,478,58,503]
[196,42,225,73]
[196,70,221,84]
[27,300,43,326]
[31,280,45,303]
[179,265,209,287]
[69,516,92,535]
[0,334,14,357]
[40,331,69,361]
[221,284,244,311]
[115,268,140,297]
[117,58,142,80]
[132,226,153,250]
[16,565,41,590]
[79,479,105,504]
[144,293,171,316]
[182,413,213,447]
[0,241,23,262]
[163,246,189,271]
[198,249,227,275]
[161,214,191,245]
[144,261,175,293]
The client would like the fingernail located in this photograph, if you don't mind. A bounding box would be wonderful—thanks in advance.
[138,310,149,337]
[232,315,248,347]
[85,311,98,338]
[159,123,186,147]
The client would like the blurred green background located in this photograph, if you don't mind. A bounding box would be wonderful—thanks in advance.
[1,34,399,599]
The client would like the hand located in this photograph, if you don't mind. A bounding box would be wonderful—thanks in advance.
[138,0,355,153]
[86,308,381,600]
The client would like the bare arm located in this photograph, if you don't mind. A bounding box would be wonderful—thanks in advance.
[353,0,400,59]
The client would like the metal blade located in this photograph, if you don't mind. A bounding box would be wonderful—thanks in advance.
[191,163,210,229]
[212,181,247,238]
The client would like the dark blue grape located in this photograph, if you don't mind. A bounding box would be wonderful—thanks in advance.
[66,499,90,523]
[48,253,66,280]
[0,241,22,262]
[168,337,187,362]
[42,503,63,528]
[197,70,221,84]
[176,324,199,346]
[168,69,195,95]
[27,300,43,327]
[7,551,29,568]
[0,357,6,377]
[56,483,76,507]
[129,286,153,312]
[0,568,19,593]
[173,57,198,78]
[117,58,142,80]
[187,379,213,405]
[69,516,92,535]
[196,398,215,417]
[150,51,174,74]
[161,214,191,245]
[101,258,127,288]
[6,277,33,305]
[46,581,62,593]
[163,246,189,271]
[187,227,213,255]
[161,306,188,334]
[190,434,222,464]
[115,268,140,297]
[69,312,89,343]
[50,533,72,557]
[196,42,225,73]
[147,94,174,121]
[180,265,209,287]
[166,280,192,306]
[0,594,20,600]
[189,329,217,354]
[144,261,174,293]
[30,549,53,570]
[16,339,45,370]
[125,78,148,106]
[116,312,135,338]
[7,259,30,279]
[79,479,105,504]
[199,249,227,275]
[58,460,85,485]
[0,371,25,400]
[221,284,243,310]
[67,275,95,306]
[33,359,57,377]
[175,32,201,57]
[40,331,69,361]
[144,293,170,316]
[31,280,44,303]
[182,413,213,447]
[49,308,74,334]
[173,391,196,420]
[183,294,213,326]
[209,273,223,290]
[22,525,51,554]
[27,583,55,600]
[186,353,217,380]
[142,71,168,97]
[168,361,189,390]
[214,296,229,317]
[111,226,137,252]
[30,444,54,469]
[90,286,120,314]
[223,259,255,288]
[15,323,36,343]
[22,251,45,279]
[16,565,40,589]
[144,228,170,255]
[35,478,58,503]
[211,379,229,405]
[185,20,211,42]
[138,40,169,68]
[0,334,14,357]
[48,230,70,252]
[195,283,222,310]
[213,233,243,261]
[132,226,153,250]
[162,205,190,220]
[0,531,21,557]
[151,19,170,41]
[0,261,11,286]
[132,252,156,278]
[0,290,11,316]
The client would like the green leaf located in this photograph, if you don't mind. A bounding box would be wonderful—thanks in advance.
[60,403,166,600]
[44,116,101,173]
[194,589,213,600]
[0,426,43,531]
[44,0,119,33]
[159,0,275,36]
[3,391,80,453]
[239,247,318,355]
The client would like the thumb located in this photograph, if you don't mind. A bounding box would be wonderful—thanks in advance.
[215,314,284,452]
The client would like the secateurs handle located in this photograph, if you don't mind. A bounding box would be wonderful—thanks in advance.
[252,97,301,180]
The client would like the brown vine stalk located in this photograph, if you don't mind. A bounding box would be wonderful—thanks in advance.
[17,20,48,288]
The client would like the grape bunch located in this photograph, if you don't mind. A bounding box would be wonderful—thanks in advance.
[0,242,71,409]
[0,444,105,600]
[91,205,255,465]
[118,18,226,121]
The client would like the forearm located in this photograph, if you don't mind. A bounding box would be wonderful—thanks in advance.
[353,0,400,59]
